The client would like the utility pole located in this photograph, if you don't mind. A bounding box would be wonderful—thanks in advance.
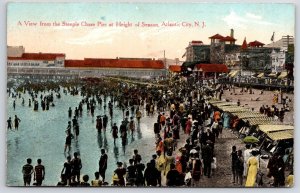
[281,35,293,103]
[163,50,166,69]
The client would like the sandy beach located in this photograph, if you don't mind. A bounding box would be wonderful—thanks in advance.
[222,86,294,125]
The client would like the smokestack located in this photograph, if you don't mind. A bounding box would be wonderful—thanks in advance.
[230,29,234,38]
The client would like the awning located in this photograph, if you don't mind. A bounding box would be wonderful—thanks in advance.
[257,73,265,78]
[278,71,288,79]
[258,124,294,141]
[230,70,239,77]
[243,117,276,125]
[268,72,278,78]
[221,106,250,113]
[258,124,294,133]
[266,130,294,141]
[233,112,266,119]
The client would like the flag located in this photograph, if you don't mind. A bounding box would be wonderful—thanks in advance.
[271,32,275,42]
[182,51,186,58]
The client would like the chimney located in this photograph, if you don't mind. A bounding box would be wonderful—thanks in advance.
[230,29,234,38]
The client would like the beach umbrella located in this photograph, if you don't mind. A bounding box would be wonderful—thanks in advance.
[243,136,259,143]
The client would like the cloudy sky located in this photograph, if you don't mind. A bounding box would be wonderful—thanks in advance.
[7,3,295,59]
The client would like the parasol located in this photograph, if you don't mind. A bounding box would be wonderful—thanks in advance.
[243,136,259,143]
[190,149,197,154]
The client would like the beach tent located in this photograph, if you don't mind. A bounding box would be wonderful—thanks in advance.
[268,72,278,78]
[258,124,294,141]
[243,117,277,125]
[278,71,288,79]
[257,73,265,78]
[229,70,239,78]
[232,112,266,119]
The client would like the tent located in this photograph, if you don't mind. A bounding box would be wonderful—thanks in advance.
[268,72,278,78]
[258,124,294,141]
[257,73,265,78]
[258,124,294,133]
[229,70,239,78]
[243,117,277,125]
[267,130,293,141]
[233,112,266,119]
[278,71,288,79]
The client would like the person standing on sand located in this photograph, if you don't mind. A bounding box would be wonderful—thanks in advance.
[243,144,252,177]
[231,146,238,184]
[236,150,244,186]
[245,150,259,187]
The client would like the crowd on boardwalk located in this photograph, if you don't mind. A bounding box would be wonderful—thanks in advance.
[8,77,294,187]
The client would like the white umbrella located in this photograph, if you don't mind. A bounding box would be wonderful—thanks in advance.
[187,67,192,71]
[190,149,197,154]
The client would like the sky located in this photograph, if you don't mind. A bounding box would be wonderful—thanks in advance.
[7,3,295,60]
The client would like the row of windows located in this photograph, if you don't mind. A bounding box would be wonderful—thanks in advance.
[8,67,165,76]
[8,60,63,66]
[8,62,40,66]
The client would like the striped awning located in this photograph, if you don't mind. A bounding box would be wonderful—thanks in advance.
[222,107,250,113]
[243,117,277,125]
[230,70,239,77]
[268,72,277,77]
[257,73,265,78]
[258,124,294,133]
[278,71,288,79]
[266,130,294,141]
[233,112,266,119]
[258,124,294,140]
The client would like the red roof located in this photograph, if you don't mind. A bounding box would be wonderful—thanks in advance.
[169,65,181,72]
[8,53,65,60]
[191,41,203,44]
[209,34,224,39]
[220,36,236,42]
[209,34,224,40]
[195,64,228,73]
[65,58,164,69]
[241,38,248,50]
[248,40,265,47]
[64,60,85,67]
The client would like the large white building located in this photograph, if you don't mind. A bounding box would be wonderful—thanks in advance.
[265,36,294,73]
[7,47,167,78]
[8,52,65,68]
[270,49,285,73]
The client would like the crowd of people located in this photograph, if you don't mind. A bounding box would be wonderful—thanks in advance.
[7,77,294,187]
